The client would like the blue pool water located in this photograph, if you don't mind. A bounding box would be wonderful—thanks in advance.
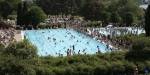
[24,29,108,56]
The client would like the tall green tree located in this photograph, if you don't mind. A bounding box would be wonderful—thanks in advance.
[36,0,81,15]
[0,1,13,19]
[6,0,21,10]
[0,0,21,19]
[145,5,150,37]
[17,1,46,28]
[81,0,106,21]
[17,2,23,26]
[122,12,134,26]
[17,1,29,26]
[118,0,142,26]
[36,0,59,15]
[27,6,46,28]
[17,2,29,26]
[110,12,121,25]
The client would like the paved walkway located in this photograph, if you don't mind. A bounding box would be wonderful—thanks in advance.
[14,30,23,42]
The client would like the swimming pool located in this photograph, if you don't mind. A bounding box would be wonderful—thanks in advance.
[24,29,109,56]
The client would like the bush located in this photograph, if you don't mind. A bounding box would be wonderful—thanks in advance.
[5,39,37,59]
[0,56,36,75]
[64,67,74,75]
[126,37,150,61]
[110,61,125,75]
[124,61,135,75]
[0,36,150,75]
[76,64,93,75]
[52,67,65,75]
[94,65,109,75]
[35,67,54,75]
[0,43,5,51]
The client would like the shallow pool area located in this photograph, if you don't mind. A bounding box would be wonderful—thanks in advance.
[24,29,109,56]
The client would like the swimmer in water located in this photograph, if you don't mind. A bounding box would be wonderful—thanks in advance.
[78,50,80,55]
[73,45,75,50]
[67,49,70,56]
[48,37,51,40]
[87,42,89,44]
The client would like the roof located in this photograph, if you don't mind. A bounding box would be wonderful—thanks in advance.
[140,4,148,9]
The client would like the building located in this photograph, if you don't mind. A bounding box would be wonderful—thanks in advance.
[141,0,150,4]
[139,0,150,10]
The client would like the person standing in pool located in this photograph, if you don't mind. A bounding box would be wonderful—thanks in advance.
[78,50,80,55]
[73,45,75,51]
[97,46,101,53]
[87,42,89,44]
[67,49,69,56]
[48,37,50,40]
[97,46,99,50]
[106,44,109,51]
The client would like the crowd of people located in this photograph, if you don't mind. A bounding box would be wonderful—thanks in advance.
[74,26,145,50]
[0,28,16,46]
[0,15,143,55]
[74,27,116,51]
[0,21,17,46]
[46,15,84,28]
[110,38,132,49]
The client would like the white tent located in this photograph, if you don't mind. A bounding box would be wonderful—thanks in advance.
[106,24,113,28]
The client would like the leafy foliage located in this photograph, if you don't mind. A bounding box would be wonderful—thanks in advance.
[0,1,13,18]
[27,6,47,28]
[0,0,21,19]
[145,5,150,36]
[126,37,150,61]
[4,39,37,59]
[17,2,46,28]
[0,36,149,75]
[36,0,143,26]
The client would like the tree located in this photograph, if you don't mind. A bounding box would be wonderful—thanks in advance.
[6,0,21,10]
[0,0,21,19]
[110,12,121,25]
[145,5,150,37]
[27,6,46,28]
[118,0,142,26]
[17,1,46,28]
[17,2,23,26]
[107,0,143,26]
[126,37,150,61]
[36,0,82,15]
[122,12,134,26]
[17,1,29,26]
[64,0,79,15]
[81,0,106,21]
[0,1,13,19]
